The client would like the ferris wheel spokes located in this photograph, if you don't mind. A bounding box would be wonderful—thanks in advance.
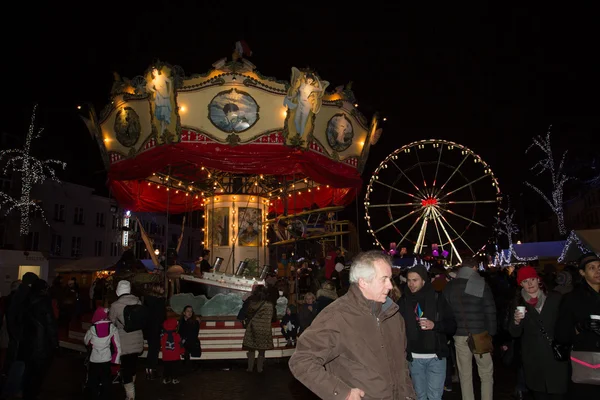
[432,212,446,253]
[434,208,476,256]
[367,202,422,208]
[390,159,421,192]
[374,208,420,234]
[431,208,463,264]
[438,153,470,192]
[414,146,427,187]
[374,180,420,199]
[438,200,498,205]
[396,209,427,247]
[414,217,429,255]
[443,208,487,228]
[440,174,490,200]
[433,145,443,187]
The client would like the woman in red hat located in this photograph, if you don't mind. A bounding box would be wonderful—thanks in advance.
[508,266,569,400]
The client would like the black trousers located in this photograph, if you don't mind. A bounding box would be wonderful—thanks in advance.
[120,354,138,384]
[163,361,179,380]
[22,357,52,400]
[145,330,161,369]
[86,362,111,400]
[281,328,297,341]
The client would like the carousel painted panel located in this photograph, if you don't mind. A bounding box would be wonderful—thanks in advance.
[177,83,287,144]
[101,98,153,156]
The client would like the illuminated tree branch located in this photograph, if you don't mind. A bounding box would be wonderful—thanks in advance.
[0,105,66,235]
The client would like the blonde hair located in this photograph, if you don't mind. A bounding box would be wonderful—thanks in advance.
[304,292,316,303]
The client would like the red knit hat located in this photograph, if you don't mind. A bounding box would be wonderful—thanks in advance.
[517,266,539,285]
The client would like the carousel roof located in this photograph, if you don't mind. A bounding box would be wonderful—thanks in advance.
[81,55,383,214]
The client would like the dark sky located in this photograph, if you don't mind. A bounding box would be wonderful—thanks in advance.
[2,4,598,246]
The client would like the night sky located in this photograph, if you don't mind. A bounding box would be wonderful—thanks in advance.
[2,4,598,249]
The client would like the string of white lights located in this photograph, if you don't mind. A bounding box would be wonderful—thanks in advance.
[0,105,66,235]
[557,230,594,263]
[524,128,572,236]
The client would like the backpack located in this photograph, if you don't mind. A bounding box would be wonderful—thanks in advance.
[121,304,149,333]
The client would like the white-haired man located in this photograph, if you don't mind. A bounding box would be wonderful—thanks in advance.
[289,250,415,400]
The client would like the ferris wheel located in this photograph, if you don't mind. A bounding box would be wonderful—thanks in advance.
[364,139,501,264]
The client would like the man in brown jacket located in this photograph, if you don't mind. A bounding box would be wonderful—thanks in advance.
[289,250,415,400]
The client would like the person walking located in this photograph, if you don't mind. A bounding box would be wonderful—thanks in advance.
[398,265,456,400]
[509,266,568,400]
[444,258,496,400]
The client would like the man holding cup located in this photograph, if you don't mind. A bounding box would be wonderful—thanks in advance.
[398,265,457,400]
[555,252,600,397]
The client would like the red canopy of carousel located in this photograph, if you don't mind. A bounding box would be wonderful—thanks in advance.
[108,139,362,214]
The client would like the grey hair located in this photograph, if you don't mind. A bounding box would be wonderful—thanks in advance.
[349,250,392,284]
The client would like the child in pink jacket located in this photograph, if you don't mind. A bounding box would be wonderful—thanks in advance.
[84,307,121,399]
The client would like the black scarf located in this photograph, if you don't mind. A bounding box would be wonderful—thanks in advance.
[403,283,437,352]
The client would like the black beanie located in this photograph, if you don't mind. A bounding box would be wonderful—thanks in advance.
[408,265,429,282]
[578,252,600,270]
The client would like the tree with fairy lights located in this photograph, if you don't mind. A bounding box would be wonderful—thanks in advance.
[494,201,536,264]
[524,127,572,236]
[0,105,66,235]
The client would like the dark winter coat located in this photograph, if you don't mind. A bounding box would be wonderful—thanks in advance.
[298,303,318,332]
[443,270,497,336]
[178,317,201,357]
[143,294,166,339]
[509,292,569,394]
[397,284,456,360]
[22,292,58,362]
[554,281,600,352]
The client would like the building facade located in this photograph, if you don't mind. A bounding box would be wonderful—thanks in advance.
[0,177,204,279]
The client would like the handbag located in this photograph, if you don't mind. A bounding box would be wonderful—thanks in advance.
[531,313,570,362]
[457,289,493,356]
[570,351,600,385]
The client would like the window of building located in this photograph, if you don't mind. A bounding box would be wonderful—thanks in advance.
[54,204,65,221]
[112,214,121,230]
[74,207,84,225]
[71,236,82,257]
[110,242,120,257]
[94,240,103,256]
[51,234,62,256]
[26,232,39,251]
[96,212,105,228]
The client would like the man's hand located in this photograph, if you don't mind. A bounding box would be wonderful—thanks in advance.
[346,388,365,399]
[419,319,435,330]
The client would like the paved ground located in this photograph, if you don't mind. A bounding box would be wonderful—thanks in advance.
[38,350,522,399]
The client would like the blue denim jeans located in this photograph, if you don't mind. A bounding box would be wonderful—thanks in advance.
[409,357,446,400]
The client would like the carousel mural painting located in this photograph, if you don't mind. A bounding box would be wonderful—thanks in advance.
[80,46,383,293]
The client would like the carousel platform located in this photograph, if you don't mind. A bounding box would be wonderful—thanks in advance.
[59,315,295,360]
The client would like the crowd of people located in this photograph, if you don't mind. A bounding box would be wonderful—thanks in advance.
[290,250,600,400]
[1,247,598,399]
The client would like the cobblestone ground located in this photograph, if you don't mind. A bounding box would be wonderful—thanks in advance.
[39,350,519,399]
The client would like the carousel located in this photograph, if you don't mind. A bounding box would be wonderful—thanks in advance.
[80,46,383,298]
[71,47,383,359]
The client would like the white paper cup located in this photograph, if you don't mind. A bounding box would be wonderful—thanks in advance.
[516,306,526,314]
[419,317,428,328]
[590,315,600,320]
